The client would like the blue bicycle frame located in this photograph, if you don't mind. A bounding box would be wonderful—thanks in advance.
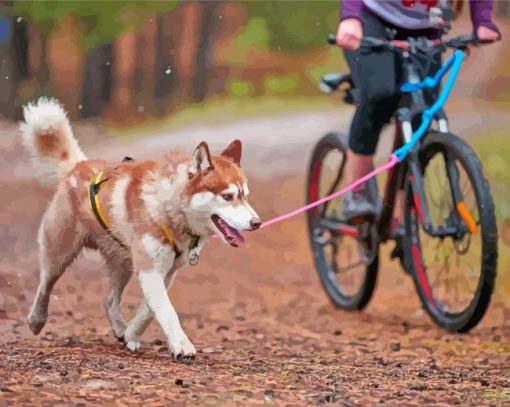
[368,48,467,240]
[392,50,464,161]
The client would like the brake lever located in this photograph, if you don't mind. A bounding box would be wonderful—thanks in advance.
[465,33,480,45]
[360,45,386,55]
[449,33,479,49]
[359,46,375,55]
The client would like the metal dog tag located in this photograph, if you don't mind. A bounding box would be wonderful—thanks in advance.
[189,248,199,266]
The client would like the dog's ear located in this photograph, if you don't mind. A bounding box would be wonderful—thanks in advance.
[189,141,214,177]
[221,139,242,166]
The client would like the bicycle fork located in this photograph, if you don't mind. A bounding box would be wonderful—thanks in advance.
[400,118,474,239]
[399,116,439,236]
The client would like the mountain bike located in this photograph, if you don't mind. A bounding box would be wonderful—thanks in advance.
[306,32,498,333]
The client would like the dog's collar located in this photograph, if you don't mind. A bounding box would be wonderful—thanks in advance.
[160,223,201,263]
[88,169,200,263]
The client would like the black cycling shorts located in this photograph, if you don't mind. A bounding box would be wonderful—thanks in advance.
[343,10,440,155]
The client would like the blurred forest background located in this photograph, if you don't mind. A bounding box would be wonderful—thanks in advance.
[1,0,508,123]
[0,0,345,121]
[1,1,510,283]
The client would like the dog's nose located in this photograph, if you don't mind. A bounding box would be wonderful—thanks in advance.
[250,218,261,231]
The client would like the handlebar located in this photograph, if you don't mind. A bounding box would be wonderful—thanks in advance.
[327,33,488,54]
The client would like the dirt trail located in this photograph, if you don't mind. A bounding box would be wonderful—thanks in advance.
[0,111,509,406]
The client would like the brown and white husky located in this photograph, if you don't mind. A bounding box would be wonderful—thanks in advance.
[20,98,260,359]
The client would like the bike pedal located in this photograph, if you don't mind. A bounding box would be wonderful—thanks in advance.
[349,216,365,225]
[348,215,375,226]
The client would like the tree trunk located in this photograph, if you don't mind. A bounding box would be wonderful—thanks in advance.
[27,24,49,90]
[80,43,112,118]
[174,2,203,102]
[109,28,137,120]
[0,4,16,119]
[46,16,85,119]
[135,16,158,116]
[192,1,221,103]
[12,17,29,80]
[153,13,180,116]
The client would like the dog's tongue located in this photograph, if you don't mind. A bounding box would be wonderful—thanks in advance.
[212,215,245,247]
[223,222,245,247]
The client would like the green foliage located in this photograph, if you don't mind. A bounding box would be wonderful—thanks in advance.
[227,79,254,97]
[13,0,340,52]
[13,0,177,50]
[242,1,339,51]
[264,73,299,94]
[471,130,510,221]
[235,17,271,50]
[305,48,348,85]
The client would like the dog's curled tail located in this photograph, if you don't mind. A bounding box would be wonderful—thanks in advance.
[20,97,87,180]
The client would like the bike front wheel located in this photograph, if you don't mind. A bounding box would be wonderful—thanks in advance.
[404,131,498,332]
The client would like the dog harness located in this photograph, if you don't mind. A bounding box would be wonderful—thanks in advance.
[87,157,201,265]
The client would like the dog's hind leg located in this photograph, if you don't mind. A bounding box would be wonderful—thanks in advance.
[27,193,84,335]
[124,270,178,351]
[103,255,132,341]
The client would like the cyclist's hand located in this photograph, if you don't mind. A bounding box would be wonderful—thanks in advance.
[476,26,500,43]
[336,18,363,51]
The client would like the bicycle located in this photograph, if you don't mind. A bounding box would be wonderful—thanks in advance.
[306,32,498,333]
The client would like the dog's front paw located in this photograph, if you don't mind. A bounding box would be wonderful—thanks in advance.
[124,326,141,352]
[126,339,141,352]
[168,334,196,360]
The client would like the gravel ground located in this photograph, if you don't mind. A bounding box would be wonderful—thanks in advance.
[0,111,509,406]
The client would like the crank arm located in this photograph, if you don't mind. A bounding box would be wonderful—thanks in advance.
[318,218,360,238]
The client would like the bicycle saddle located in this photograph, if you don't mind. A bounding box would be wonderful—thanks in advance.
[319,73,353,93]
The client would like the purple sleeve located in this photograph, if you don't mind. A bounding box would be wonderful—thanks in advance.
[341,0,363,21]
[469,0,500,35]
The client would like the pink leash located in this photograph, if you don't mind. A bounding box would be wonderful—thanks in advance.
[259,154,399,229]
[211,154,398,241]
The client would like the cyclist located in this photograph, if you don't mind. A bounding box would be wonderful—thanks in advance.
[336,0,501,229]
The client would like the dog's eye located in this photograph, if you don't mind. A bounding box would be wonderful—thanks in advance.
[221,193,234,202]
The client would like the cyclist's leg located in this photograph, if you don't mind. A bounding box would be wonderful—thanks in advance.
[344,15,401,175]
[341,11,401,222]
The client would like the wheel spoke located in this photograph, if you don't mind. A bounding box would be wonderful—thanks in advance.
[320,158,345,217]
[335,261,366,273]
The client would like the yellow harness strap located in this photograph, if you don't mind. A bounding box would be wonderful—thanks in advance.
[88,171,183,253]
[160,223,179,253]
[88,171,110,229]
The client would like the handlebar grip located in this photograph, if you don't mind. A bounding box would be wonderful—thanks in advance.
[327,33,337,45]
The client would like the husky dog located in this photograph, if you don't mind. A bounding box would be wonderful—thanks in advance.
[21,98,260,359]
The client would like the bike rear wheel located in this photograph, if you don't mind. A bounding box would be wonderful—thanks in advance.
[404,131,498,332]
[306,132,379,310]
